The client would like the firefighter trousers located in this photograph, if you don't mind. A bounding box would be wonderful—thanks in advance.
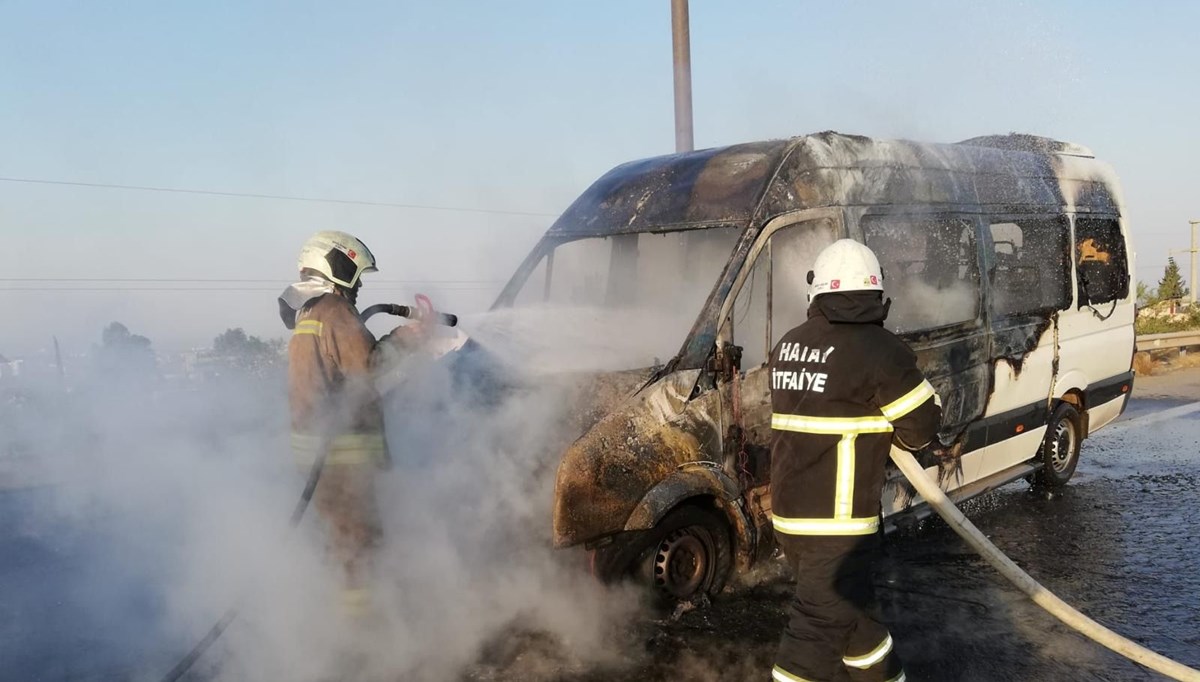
[773,532,904,682]
[313,463,380,617]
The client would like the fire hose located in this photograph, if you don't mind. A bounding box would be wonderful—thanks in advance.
[157,438,329,682]
[889,445,1200,682]
[158,301,457,682]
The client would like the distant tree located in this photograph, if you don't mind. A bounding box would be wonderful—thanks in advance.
[102,321,151,350]
[211,328,283,376]
[95,321,157,381]
[213,328,269,357]
[1158,258,1190,301]
[1136,281,1156,307]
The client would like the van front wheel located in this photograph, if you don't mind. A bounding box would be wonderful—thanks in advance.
[1033,402,1081,488]
[592,504,733,604]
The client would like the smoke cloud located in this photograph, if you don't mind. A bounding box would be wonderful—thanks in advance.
[2,225,764,681]
[3,309,642,681]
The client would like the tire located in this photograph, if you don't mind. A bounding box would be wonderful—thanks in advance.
[1033,402,1081,488]
[591,503,733,603]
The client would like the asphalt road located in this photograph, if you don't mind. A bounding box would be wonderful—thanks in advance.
[3,367,1200,681]
[541,368,1200,682]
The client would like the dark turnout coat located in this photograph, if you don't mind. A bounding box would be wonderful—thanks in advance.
[769,295,942,537]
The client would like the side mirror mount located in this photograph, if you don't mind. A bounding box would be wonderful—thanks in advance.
[709,342,743,383]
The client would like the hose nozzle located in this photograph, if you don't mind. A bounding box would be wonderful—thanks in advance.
[359,302,458,327]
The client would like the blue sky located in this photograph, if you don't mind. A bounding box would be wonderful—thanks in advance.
[1,1,1197,355]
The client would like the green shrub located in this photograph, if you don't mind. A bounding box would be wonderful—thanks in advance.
[1136,308,1200,335]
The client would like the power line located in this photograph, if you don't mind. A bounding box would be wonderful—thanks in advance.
[0,277,503,284]
[0,286,500,293]
[0,176,559,218]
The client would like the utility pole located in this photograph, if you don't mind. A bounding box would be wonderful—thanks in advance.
[53,336,65,384]
[1191,220,1199,305]
[671,0,694,153]
[1172,220,1199,305]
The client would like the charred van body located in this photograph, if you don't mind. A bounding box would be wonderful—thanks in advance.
[492,132,1136,600]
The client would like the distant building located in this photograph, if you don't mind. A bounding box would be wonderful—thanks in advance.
[0,354,22,380]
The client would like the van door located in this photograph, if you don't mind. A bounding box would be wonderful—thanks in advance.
[712,213,838,563]
[981,214,1075,472]
[1058,215,1135,431]
[714,214,840,487]
[859,214,991,480]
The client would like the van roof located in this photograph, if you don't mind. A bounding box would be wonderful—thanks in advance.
[547,131,1120,238]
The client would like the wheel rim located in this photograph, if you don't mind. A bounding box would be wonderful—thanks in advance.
[1048,417,1076,473]
[652,526,715,599]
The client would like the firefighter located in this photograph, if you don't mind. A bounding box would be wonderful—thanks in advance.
[278,230,409,619]
[769,239,941,682]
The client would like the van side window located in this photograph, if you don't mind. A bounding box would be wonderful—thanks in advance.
[988,217,1072,316]
[731,251,770,368]
[1075,218,1129,305]
[861,216,981,332]
[770,219,837,347]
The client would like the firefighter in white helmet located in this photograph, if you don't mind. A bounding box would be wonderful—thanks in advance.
[769,239,941,682]
[278,230,415,619]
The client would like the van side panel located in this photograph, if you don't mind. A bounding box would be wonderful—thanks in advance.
[1088,394,1128,434]
[986,326,1058,416]
[1055,301,1135,400]
[881,430,1047,516]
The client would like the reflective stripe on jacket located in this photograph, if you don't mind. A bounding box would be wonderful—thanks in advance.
[290,431,387,467]
[769,312,941,536]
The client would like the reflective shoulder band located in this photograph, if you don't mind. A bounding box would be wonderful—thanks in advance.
[879,380,936,421]
[294,320,324,337]
[771,413,894,434]
[771,515,880,536]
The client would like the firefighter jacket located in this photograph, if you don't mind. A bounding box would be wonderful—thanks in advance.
[288,293,388,467]
[769,294,941,537]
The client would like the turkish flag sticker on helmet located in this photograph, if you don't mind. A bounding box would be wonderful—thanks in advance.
[831,279,841,290]
[348,249,357,259]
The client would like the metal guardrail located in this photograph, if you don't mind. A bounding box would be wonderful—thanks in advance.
[1136,331,1200,352]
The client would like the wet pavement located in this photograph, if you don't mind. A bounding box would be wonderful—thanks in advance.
[3,374,1200,681]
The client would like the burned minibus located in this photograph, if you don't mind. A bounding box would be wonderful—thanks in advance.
[492,132,1136,601]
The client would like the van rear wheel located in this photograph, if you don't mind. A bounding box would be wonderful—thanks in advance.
[591,504,733,604]
[1033,402,1081,488]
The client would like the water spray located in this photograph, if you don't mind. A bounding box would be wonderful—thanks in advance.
[890,445,1200,681]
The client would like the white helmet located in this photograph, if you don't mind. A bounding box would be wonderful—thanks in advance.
[808,239,884,302]
[297,231,378,289]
